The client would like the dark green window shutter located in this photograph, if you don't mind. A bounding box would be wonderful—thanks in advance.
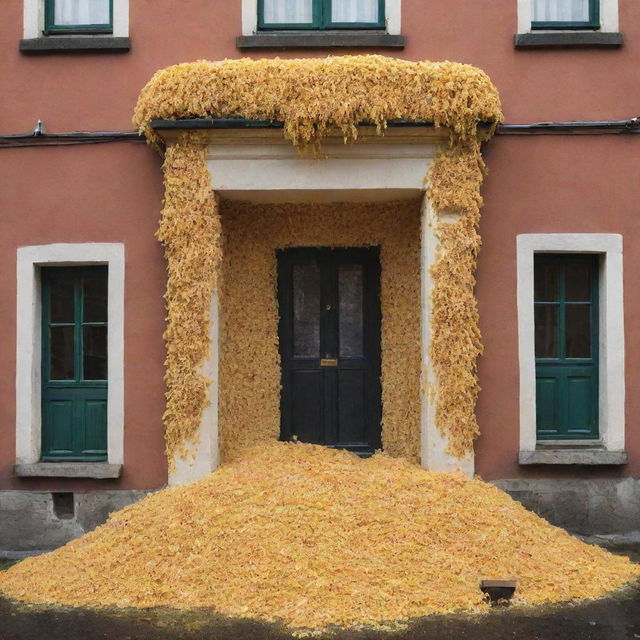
[41,266,108,461]
[534,254,599,440]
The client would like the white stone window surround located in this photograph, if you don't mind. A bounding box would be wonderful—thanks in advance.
[242,0,401,35]
[517,234,625,456]
[16,243,125,468]
[23,0,129,39]
[516,0,619,34]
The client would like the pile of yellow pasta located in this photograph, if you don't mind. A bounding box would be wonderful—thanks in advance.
[1,442,638,631]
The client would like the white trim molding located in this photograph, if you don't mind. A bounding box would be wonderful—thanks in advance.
[23,0,129,39]
[241,0,401,35]
[517,0,619,34]
[16,243,125,468]
[517,234,625,459]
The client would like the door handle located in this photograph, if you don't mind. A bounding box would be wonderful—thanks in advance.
[320,358,338,367]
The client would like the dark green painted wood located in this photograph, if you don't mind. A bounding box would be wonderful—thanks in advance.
[277,247,382,456]
[532,0,599,30]
[534,254,599,440]
[44,0,113,35]
[258,0,385,30]
[41,267,108,461]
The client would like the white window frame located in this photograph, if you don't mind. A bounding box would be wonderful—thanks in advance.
[517,0,619,34]
[16,243,125,466]
[241,0,401,35]
[23,0,129,39]
[517,234,625,453]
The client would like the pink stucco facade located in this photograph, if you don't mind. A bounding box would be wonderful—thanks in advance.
[1,0,639,499]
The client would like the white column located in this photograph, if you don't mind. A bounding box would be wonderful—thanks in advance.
[169,293,220,486]
[420,195,474,476]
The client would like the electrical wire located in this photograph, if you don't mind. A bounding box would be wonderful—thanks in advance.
[1,117,638,149]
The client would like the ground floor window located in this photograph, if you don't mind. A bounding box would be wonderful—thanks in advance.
[517,234,625,461]
[15,243,125,473]
[534,254,599,440]
[41,266,108,461]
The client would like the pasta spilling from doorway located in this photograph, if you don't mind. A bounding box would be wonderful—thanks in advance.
[133,55,503,465]
[1,443,638,631]
[219,200,421,462]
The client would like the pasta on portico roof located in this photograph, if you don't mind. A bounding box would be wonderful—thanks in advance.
[133,55,503,150]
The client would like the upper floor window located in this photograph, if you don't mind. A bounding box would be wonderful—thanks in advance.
[259,0,385,30]
[44,0,113,34]
[532,0,599,30]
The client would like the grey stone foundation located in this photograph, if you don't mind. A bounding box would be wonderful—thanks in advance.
[494,478,640,536]
[2,480,640,554]
[0,490,150,554]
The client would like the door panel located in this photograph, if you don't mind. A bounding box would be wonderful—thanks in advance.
[47,400,74,455]
[83,399,108,453]
[278,247,382,455]
[535,376,559,434]
[291,370,324,444]
[337,369,367,443]
[567,374,595,435]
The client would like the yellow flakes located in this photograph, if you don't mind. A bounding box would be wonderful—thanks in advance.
[1,443,638,632]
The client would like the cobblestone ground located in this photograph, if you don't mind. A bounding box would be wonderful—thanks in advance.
[1,547,639,640]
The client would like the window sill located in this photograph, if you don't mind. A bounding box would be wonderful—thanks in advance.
[514,32,623,48]
[236,31,405,49]
[14,463,123,479]
[19,36,130,54]
[519,449,628,466]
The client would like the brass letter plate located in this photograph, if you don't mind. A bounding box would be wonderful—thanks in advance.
[320,358,338,367]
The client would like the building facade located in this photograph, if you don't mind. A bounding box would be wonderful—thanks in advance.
[1,0,639,551]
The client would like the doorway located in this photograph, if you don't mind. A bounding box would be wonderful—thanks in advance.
[277,247,382,455]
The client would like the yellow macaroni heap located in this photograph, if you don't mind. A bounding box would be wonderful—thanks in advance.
[1,443,637,631]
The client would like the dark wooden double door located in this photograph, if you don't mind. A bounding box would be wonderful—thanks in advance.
[278,247,382,455]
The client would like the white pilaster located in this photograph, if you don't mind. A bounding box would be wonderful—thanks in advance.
[168,293,220,486]
[420,196,475,476]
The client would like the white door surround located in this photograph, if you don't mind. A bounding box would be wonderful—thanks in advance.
[165,127,473,485]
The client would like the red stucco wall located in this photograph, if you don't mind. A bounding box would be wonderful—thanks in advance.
[1,0,639,489]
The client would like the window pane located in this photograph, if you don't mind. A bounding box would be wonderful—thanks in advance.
[50,279,75,323]
[83,326,108,380]
[534,260,558,302]
[293,264,320,357]
[339,265,364,357]
[533,0,590,22]
[50,326,75,380]
[566,306,591,358]
[83,276,108,323]
[54,0,110,25]
[535,305,558,358]
[263,0,313,24]
[332,0,379,23]
[565,261,593,302]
